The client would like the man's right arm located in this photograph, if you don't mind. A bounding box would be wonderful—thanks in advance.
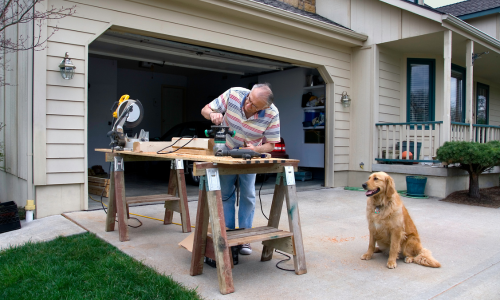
[201,104,223,125]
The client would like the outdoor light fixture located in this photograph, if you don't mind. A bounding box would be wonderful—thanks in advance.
[341,91,351,108]
[59,52,76,80]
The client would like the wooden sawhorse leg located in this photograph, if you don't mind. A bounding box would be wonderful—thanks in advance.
[107,155,129,242]
[261,167,307,275]
[190,170,235,295]
[164,159,191,232]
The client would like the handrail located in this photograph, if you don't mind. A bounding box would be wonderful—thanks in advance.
[375,121,443,126]
[451,122,470,126]
[472,124,500,129]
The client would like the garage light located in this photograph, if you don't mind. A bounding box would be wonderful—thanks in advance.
[341,91,351,108]
[59,52,76,80]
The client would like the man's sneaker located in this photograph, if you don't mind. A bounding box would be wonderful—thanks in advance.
[239,243,252,255]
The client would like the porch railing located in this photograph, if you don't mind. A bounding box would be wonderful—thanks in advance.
[451,122,500,143]
[375,121,443,163]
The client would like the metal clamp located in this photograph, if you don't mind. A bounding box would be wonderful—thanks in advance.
[114,156,124,172]
[206,168,221,191]
[171,159,184,170]
[284,166,295,186]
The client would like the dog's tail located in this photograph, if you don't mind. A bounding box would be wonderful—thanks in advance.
[414,248,441,268]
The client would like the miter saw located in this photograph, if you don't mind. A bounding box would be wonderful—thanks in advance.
[107,94,146,150]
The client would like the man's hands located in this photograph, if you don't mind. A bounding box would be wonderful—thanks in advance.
[209,112,223,125]
[242,142,274,154]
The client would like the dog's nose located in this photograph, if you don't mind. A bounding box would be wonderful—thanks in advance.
[362,183,367,190]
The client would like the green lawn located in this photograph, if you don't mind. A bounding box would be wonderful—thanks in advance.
[0,232,201,300]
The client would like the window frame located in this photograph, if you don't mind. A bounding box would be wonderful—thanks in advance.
[451,64,466,123]
[406,58,436,125]
[476,82,489,125]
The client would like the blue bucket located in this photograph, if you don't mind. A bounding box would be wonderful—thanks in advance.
[406,176,427,197]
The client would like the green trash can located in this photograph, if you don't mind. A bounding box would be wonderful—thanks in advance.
[406,176,427,197]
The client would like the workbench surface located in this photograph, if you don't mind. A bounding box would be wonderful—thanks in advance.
[95,148,299,165]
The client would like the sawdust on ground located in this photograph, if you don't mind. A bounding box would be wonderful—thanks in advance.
[440,186,500,208]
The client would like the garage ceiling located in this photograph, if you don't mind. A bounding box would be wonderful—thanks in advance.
[89,31,295,76]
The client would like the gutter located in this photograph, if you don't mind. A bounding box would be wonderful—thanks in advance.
[442,14,500,51]
[209,0,368,41]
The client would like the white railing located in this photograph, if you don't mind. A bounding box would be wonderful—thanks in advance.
[451,122,500,143]
[375,121,443,163]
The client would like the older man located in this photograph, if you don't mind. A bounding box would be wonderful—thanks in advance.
[201,83,280,255]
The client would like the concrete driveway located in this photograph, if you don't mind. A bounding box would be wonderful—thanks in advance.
[51,188,500,299]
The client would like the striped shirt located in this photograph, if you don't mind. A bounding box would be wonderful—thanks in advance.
[209,87,280,150]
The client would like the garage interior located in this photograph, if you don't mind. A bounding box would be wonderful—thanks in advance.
[87,31,327,209]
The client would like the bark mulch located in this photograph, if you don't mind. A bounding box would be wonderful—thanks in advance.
[440,186,500,208]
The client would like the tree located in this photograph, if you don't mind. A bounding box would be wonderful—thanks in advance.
[436,141,500,200]
[1,0,76,86]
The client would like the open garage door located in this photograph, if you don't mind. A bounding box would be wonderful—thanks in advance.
[87,31,327,209]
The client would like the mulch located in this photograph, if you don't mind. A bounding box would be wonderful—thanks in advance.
[440,186,500,208]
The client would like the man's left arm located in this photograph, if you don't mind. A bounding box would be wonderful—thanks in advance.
[244,142,275,153]
[244,113,280,153]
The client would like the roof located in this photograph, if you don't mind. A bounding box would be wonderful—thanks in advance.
[250,0,351,30]
[436,0,500,17]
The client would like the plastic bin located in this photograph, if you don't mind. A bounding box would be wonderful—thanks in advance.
[406,176,427,197]
[304,111,320,122]
[295,171,312,181]
[304,129,325,143]
[0,201,21,234]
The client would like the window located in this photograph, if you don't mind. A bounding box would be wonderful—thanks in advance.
[407,59,435,123]
[476,83,489,125]
[451,65,466,123]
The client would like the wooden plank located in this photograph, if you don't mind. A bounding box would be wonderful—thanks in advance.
[262,176,286,261]
[173,148,212,155]
[105,169,116,232]
[227,230,293,247]
[105,152,171,162]
[176,167,192,233]
[133,141,173,153]
[88,176,110,184]
[164,168,177,225]
[193,161,298,176]
[285,184,307,275]
[97,148,299,165]
[164,201,181,213]
[89,186,109,198]
[262,236,295,255]
[171,137,212,149]
[114,168,129,242]
[190,184,210,276]
[126,193,178,204]
[206,189,234,294]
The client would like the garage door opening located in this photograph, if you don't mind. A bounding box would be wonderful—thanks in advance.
[87,31,327,209]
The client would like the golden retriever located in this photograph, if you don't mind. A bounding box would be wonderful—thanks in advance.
[361,172,440,269]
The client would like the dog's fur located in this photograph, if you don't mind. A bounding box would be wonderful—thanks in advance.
[361,172,440,269]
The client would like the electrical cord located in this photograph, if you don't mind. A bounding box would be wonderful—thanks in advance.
[157,135,197,154]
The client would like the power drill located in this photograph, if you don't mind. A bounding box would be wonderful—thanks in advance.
[216,148,262,160]
[205,125,235,153]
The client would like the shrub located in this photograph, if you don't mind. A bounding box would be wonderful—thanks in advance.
[436,141,500,200]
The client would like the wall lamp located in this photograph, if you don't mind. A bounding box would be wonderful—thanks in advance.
[59,52,76,80]
[341,91,351,108]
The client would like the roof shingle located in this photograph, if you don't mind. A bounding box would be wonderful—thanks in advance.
[436,0,500,17]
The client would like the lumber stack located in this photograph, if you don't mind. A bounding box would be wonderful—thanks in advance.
[88,176,110,197]
[133,138,214,155]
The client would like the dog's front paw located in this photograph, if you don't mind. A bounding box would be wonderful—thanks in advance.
[387,260,397,269]
[404,256,414,264]
[361,252,373,260]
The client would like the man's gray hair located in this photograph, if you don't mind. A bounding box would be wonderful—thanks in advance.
[252,83,274,106]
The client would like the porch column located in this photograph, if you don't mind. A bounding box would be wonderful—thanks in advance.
[442,30,452,144]
[466,40,474,141]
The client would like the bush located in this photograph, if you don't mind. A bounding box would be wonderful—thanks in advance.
[436,141,500,199]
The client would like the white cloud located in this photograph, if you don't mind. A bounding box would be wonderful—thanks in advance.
[424,0,466,8]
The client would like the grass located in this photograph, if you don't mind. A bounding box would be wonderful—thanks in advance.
[0,232,201,300]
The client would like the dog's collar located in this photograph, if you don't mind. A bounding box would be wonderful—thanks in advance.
[375,206,382,214]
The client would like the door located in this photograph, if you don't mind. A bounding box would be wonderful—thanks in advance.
[476,83,489,125]
[161,86,186,135]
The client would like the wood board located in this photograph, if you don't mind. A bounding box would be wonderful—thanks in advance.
[97,148,299,165]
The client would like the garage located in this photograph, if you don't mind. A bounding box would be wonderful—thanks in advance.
[86,30,328,206]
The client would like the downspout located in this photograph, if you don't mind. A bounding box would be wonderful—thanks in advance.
[27,4,35,216]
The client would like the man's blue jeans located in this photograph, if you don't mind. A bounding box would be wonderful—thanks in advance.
[219,173,256,230]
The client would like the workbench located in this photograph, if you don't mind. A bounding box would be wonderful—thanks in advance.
[96,148,307,294]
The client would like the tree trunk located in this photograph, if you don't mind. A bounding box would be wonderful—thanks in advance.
[469,172,480,199]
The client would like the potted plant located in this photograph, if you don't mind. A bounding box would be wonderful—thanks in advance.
[406,175,427,197]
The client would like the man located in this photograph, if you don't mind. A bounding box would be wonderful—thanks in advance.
[201,83,280,255]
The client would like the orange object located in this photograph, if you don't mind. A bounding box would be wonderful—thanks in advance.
[402,151,413,160]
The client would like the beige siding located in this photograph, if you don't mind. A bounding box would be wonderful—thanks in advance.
[379,51,401,123]
[466,15,498,40]
[351,0,401,45]
[489,85,500,126]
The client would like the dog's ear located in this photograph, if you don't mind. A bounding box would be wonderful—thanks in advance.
[385,175,396,198]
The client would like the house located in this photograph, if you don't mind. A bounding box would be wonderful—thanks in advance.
[0,0,499,218]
